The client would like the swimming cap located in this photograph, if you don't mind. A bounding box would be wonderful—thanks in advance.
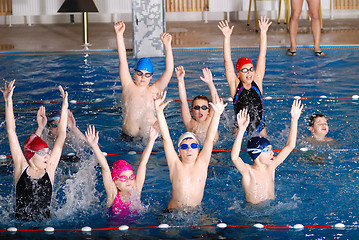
[112,160,133,181]
[247,136,270,160]
[24,134,49,161]
[177,132,200,148]
[236,57,253,71]
[135,58,153,74]
[47,109,61,123]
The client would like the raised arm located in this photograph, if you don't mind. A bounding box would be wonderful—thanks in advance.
[1,80,27,180]
[46,86,68,182]
[198,94,227,163]
[154,92,178,171]
[274,99,303,167]
[153,33,174,91]
[231,109,251,175]
[67,110,86,142]
[217,20,237,98]
[114,21,133,88]
[34,106,47,137]
[135,123,159,192]
[200,68,219,117]
[176,66,192,127]
[85,125,117,206]
[254,16,272,92]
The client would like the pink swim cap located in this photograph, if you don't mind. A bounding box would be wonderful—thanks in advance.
[24,134,49,161]
[111,160,133,181]
[236,57,253,71]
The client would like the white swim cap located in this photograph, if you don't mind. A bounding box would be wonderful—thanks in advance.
[177,132,200,148]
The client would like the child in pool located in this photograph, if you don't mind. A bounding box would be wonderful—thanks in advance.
[154,91,226,209]
[85,124,158,216]
[304,113,334,143]
[114,21,174,139]
[231,99,303,204]
[218,16,272,136]
[176,66,219,144]
[1,80,68,221]
[34,107,86,153]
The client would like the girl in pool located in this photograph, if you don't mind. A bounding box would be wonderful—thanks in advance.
[218,16,272,137]
[1,80,68,221]
[85,124,158,216]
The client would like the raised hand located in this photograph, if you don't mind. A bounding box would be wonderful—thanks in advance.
[114,21,126,35]
[1,79,15,102]
[37,106,47,129]
[217,20,234,37]
[161,32,172,47]
[200,68,213,84]
[85,125,99,148]
[290,99,303,120]
[154,91,171,112]
[209,94,227,115]
[236,109,250,130]
[258,16,272,33]
[175,66,185,80]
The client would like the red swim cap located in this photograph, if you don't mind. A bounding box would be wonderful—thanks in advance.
[24,134,49,161]
[236,57,253,71]
[111,160,133,181]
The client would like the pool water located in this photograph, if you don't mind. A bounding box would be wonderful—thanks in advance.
[0,48,359,239]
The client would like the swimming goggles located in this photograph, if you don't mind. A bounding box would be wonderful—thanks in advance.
[135,70,153,78]
[28,149,51,156]
[117,174,135,182]
[48,122,58,128]
[247,146,271,154]
[179,143,199,150]
[193,105,209,111]
[238,67,254,73]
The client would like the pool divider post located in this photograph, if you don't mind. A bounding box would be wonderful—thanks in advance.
[132,0,166,58]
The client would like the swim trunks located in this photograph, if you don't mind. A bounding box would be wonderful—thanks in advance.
[233,81,265,135]
[15,167,52,221]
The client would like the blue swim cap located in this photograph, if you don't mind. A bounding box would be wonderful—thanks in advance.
[135,58,153,74]
[247,136,271,160]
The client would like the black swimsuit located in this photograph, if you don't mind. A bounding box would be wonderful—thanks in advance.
[233,81,265,135]
[15,167,52,221]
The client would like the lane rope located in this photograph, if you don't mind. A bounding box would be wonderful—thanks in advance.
[0,222,351,233]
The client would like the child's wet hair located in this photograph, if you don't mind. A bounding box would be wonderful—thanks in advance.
[309,113,325,127]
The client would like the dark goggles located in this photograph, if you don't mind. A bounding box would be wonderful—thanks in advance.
[135,70,153,78]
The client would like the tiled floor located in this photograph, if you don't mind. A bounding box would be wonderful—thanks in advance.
[0,18,359,53]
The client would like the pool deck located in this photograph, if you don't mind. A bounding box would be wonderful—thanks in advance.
[0,18,359,53]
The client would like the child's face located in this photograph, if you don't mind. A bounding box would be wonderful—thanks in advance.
[48,120,59,136]
[191,99,210,122]
[30,148,51,169]
[257,145,274,164]
[134,70,153,87]
[237,63,254,84]
[310,117,329,137]
[178,139,200,162]
[114,170,136,192]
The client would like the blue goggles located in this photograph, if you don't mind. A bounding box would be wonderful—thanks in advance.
[247,146,271,155]
[178,143,199,150]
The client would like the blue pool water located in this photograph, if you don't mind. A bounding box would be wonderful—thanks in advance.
[0,48,359,239]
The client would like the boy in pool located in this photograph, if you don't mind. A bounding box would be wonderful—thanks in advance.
[231,99,303,204]
[176,66,219,144]
[35,107,86,149]
[114,21,174,139]
[1,80,68,221]
[154,91,226,209]
[304,113,334,143]
[85,123,158,216]
[218,16,272,136]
